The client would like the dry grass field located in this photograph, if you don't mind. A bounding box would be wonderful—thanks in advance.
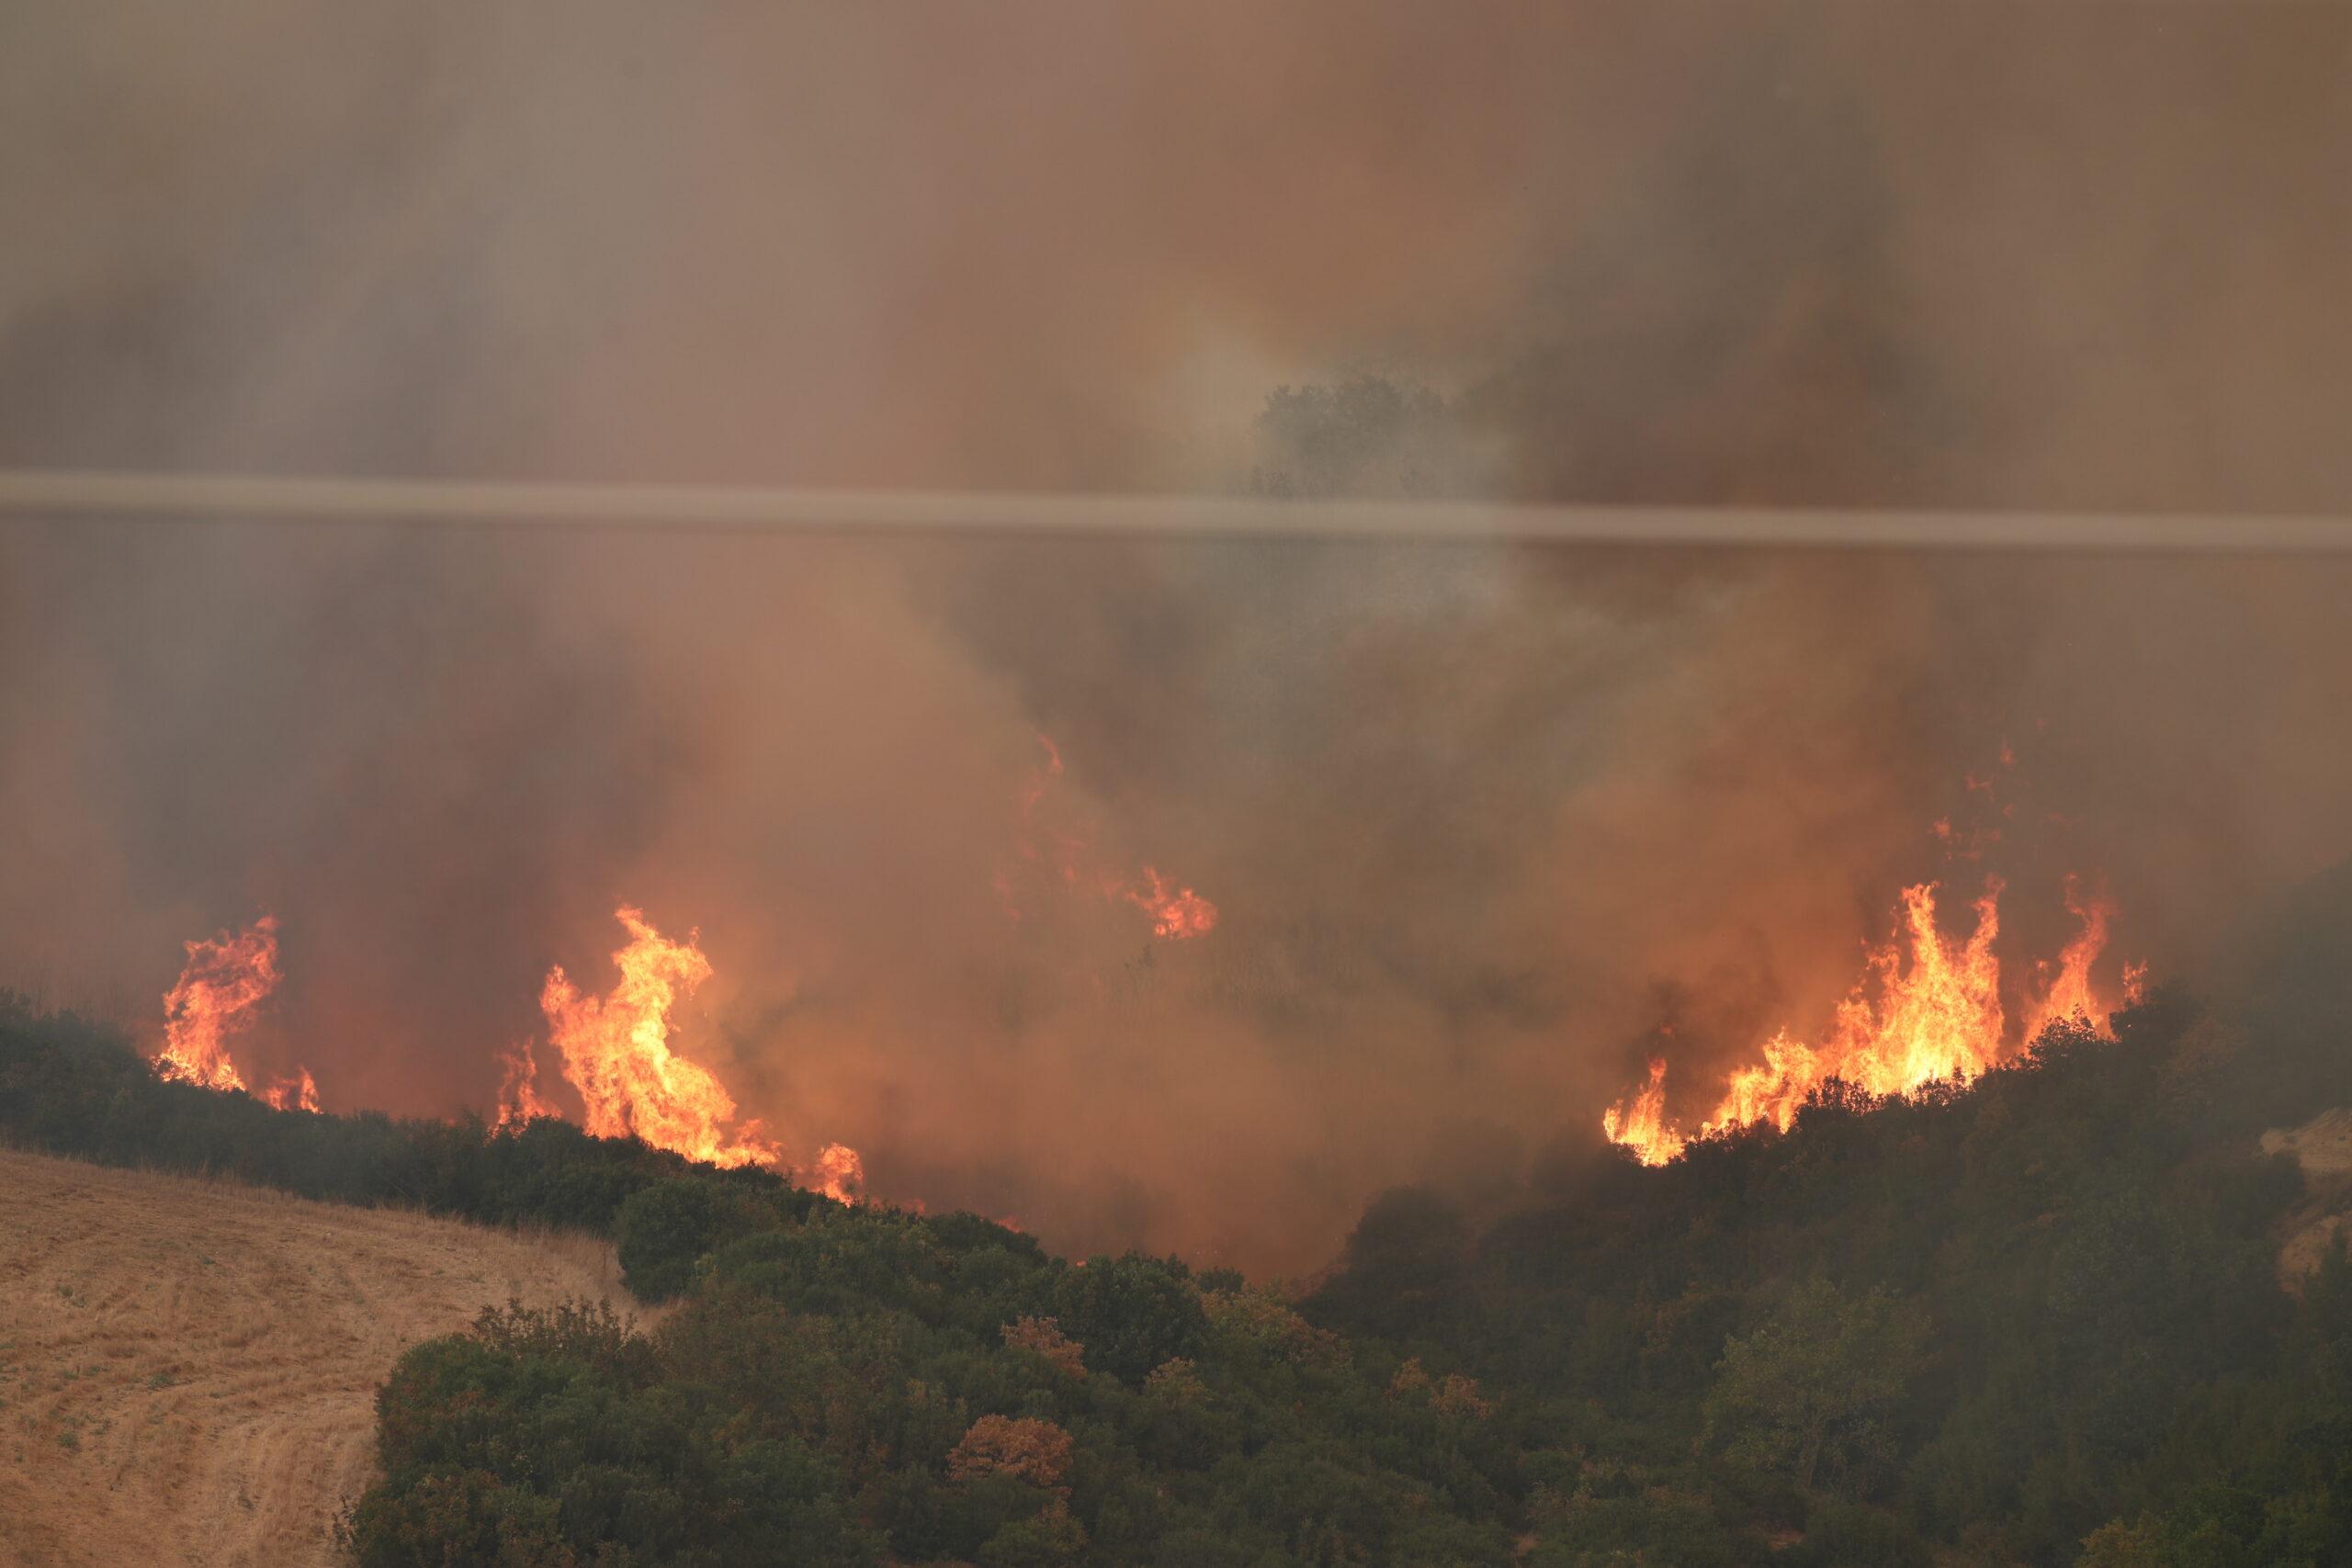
[0,1147,637,1566]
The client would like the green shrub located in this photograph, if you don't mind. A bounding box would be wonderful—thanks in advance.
[617,1178,746,1301]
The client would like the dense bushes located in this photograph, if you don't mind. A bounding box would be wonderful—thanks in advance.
[345,1217,1521,1564]
[1306,998,2352,1565]
[0,992,819,1240]
[0,997,1519,1564]
[11,973,2352,1563]
[345,1300,878,1567]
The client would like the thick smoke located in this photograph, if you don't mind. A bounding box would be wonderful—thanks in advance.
[3,4,2349,1270]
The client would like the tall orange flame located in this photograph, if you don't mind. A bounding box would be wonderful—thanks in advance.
[157,915,280,1093]
[2019,875,2118,1043]
[1603,875,2136,1164]
[492,1037,557,1130]
[540,907,785,1168]
[1601,1059,1686,1168]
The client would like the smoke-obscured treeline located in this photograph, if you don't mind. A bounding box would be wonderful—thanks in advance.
[7,517,2350,1269]
[6,855,2352,1563]
[6,3,2351,1271]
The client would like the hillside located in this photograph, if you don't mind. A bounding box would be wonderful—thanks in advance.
[7,899,2352,1567]
[0,1149,632,1568]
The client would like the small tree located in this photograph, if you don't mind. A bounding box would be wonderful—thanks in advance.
[949,1416,1076,1495]
[1002,1314,1088,1379]
[1703,1279,1928,1495]
[616,1177,739,1301]
[1051,1254,1205,1384]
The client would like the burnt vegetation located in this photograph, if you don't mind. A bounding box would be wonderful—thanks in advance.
[4,873,2350,1567]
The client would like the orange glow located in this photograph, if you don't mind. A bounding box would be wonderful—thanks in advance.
[1600,1059,1686,1167]
[492,1038,557,1130]
[1784,878,2009,1111]
[261,1066,321,1113]
[157,914,280,1093]
[1125,866,1219,940]
[1605,875,2140,1162]
[1007,733,1220,940]
[803,1142,865,1203]
[540,906,784,1168]
[2020,876,2118,1042]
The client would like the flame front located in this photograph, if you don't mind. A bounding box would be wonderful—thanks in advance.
[157,915,280,1093]
[1600,1059,1686,1167]
[1784,879,2008,1114]
[539,906,785,1168]
[1604,875,2135,1161]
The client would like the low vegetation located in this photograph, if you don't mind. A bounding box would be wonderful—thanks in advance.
[5,874,2350,1565]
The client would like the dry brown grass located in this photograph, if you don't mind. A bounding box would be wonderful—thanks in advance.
[0,1147,639,1566]
[2264,1108,2352,1287]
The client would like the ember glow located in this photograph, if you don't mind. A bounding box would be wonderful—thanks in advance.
[539,906,786,1168]
[1006,734,1219,940]
[1125,867,1219,940]
[1604,876,2136,1166]
[156,914,281,1093]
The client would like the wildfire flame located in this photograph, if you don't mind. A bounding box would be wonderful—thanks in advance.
[1125,866,1219,940]
[1600,1060,1686,1168]
[539,906,786,1168]
[2019,874,2114,1044]
[157,914,280,1093]
[1604,875,2136,1166]
[260,1066,321,1113]
[803,1142,865,1204]
[492,1037,557,1130]
[1006,733,1219,940]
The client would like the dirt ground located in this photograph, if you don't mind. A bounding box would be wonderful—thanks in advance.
[0,1148,637,1566]
[2266,1108,2352,1285]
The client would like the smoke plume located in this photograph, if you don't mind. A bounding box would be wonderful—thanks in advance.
[3,3,2349,1269]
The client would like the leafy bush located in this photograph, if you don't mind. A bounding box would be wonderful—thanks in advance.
[616,1178,771,1301]
[1050,1253,1206,1385]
